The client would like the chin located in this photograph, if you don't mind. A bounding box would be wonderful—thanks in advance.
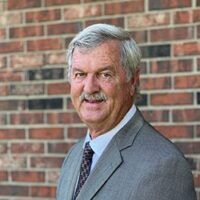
[82,118,101,124]
[81,116,104,125]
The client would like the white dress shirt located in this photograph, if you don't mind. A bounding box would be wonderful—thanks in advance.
[84,104,137,171]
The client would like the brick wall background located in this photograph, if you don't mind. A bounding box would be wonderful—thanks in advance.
[0,0,199,199]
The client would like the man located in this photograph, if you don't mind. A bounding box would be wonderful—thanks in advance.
[57,24,196,200]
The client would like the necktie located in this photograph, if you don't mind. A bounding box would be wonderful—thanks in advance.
[73,142,94,199]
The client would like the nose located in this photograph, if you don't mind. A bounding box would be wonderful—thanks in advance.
[83,75,100,94]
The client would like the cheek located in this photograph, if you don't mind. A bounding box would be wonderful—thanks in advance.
[100,82,118,97]
[70,85,82,106]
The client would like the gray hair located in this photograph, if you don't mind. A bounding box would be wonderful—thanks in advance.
[66,23,142,95]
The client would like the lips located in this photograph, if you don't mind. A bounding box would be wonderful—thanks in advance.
[84,99,104,103]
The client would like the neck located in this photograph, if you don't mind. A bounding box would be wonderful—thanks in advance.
[86,104,136,139]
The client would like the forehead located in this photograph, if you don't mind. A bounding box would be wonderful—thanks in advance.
[71,41,121,69]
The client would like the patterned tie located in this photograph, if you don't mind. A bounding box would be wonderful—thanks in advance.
[73,142,94,200]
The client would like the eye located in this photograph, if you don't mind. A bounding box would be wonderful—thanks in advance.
[74,72,86,79]
[101,72,111,77]
[98,71,113,80]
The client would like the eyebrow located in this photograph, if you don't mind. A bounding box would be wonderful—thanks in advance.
[71,67,84,72]
[72,66,115,73]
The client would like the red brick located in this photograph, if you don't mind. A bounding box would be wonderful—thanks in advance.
[0,41,23,53]
[151,92,193,105]
[31,186,56,197]
[0,171,8,181]
[198,58,200,71]
[197,126,200,137]
[0,1,5,11]
[0,28,5,39]
[128,13,170,28]
[45,0,80,6]
[175,75,200,89]
[0,185,29,196]
[0,56,6,68]
[0,100,25,111]
[11,54,44,69]
[174,10,192,24]
[141,109,169,122]
[0,71,23,82]
[64,4,102,19]
[0,114,7,125]
[31,156,63,168]
[8,0,41,10]
[47,22,82,35]
[0,155,27,168]
[9,84,44,96]
[27,38,62,51]
[84,0,102,1]
[175,141,200,154]
[173,42,200,56]
[0,85,8,96]
[139,62,147,74]
[46,52,66,65]
[10,112,44,124]
[0,143,7,153]
[29,128,64,139]
[129,30,147,44]
[0,129,25,140]
[150,27,194,42]
[86,17,124,28]
[193,174,200,187]
[11,143,44,154]
[141,77,171,90]
[10,25,44,38]
[172,109,200,122]
[198,25,200,38]
[47,112,82,124]
[150,59,193,73]
[12,171,45,182]
[47,171,60,183]
[26,9,60,23]
[155,125,194,138]
[193,9,200,22]
[68,127,87,139]
[48,142,74,154]
[105,1,144,15]
[48,82,70,95]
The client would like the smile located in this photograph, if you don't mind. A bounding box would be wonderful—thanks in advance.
[84,99,105,103]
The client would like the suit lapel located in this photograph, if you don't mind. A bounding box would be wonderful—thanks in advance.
[77,109,144,200]
[77,140,122,200]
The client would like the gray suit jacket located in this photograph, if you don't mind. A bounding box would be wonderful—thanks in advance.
[57,109,196,200]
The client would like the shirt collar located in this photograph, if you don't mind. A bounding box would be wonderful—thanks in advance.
[84,104,137,157]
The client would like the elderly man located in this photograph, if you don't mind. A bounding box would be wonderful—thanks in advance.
[56,24,196,200]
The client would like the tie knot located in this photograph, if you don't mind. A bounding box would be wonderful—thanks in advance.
[83,142,94,158]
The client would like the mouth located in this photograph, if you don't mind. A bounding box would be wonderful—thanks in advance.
[84,99,105,104]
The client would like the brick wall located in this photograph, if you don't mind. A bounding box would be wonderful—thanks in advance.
[0,0,199,199]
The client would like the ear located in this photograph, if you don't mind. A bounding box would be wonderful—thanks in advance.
[130,68,140,96]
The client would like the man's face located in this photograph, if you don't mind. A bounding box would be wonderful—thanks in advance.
[70,40,138,138]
